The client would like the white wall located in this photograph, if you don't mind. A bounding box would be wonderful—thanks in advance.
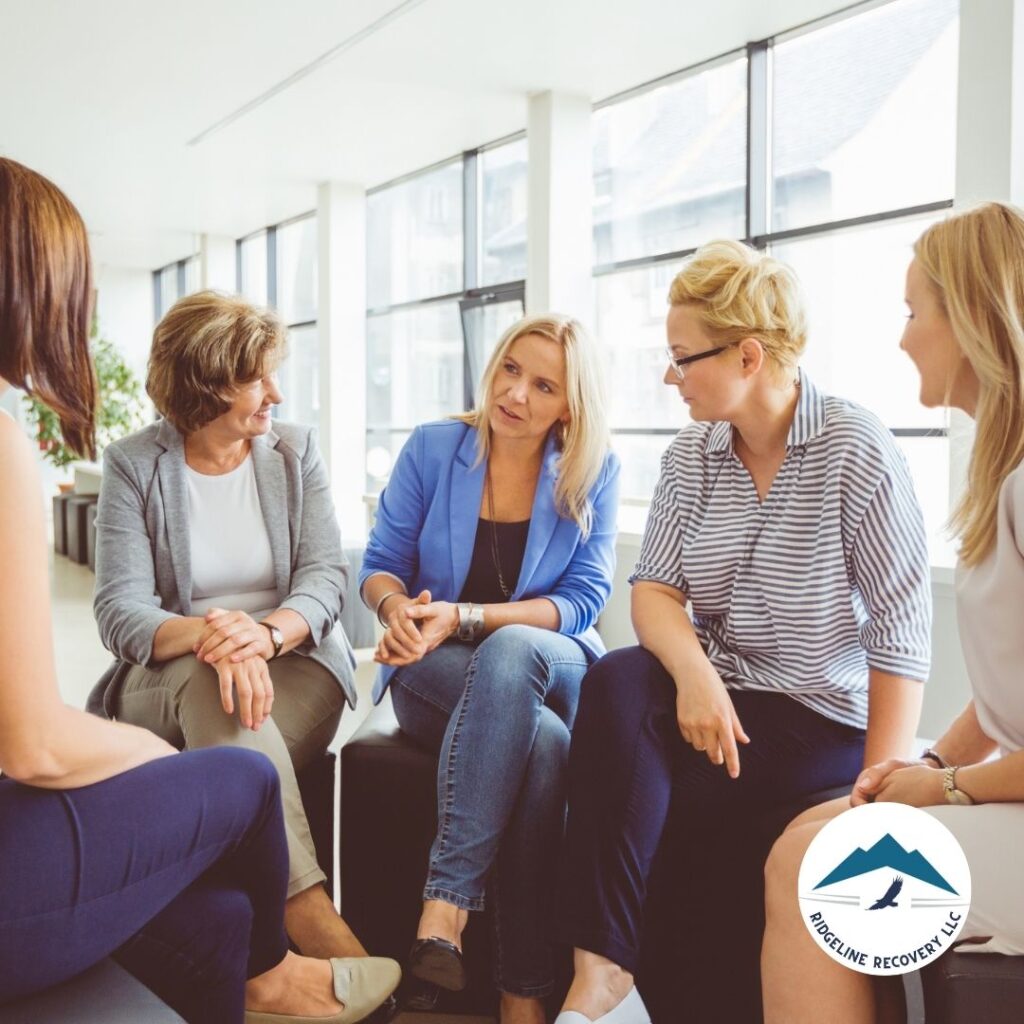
[94,265,155,382]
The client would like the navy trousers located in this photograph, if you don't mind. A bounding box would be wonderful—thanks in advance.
[556,647,866,979]
[0,747,290,1023]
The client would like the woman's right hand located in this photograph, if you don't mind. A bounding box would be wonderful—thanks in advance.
[213,655,274,731]
[376,590,432,664]
[674,666,750,778]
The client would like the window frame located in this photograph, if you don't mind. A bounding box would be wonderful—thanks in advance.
[591,0,955,493]
[365,133,527,446]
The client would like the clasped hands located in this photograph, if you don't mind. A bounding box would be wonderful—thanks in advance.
[193,608,276,732]
[850,758,945,807]
[375,590,458,667]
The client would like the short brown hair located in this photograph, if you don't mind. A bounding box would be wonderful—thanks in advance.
[146,291,287,433]
[0,158,96,458]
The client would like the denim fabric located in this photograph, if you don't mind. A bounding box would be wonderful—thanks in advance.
[390,625,588,997]
[556,646,867,975]
[0,748,290,1024]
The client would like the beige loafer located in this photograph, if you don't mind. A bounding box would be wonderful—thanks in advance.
[245,956,401,1024]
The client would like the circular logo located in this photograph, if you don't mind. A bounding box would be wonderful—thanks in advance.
[798,803,971,976]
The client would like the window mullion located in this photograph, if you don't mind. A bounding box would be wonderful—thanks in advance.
[746,39,771,245]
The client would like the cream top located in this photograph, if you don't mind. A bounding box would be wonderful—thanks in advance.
[955,460,1024,754]
[186,455,278,619]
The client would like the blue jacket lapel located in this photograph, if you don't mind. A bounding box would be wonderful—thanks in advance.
[250,430,291,599]
[450,427,485,597]
[513,431,561,598]
[154,420,193,615]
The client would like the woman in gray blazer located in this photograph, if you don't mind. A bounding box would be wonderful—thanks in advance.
[93,290,369,965]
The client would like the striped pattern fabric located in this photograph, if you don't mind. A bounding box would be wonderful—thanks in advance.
[630,370,932,729]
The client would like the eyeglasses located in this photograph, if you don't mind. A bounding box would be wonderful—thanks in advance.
[665,341,738,380]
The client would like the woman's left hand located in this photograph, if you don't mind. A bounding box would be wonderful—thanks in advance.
[375,601,459,666]
[195,608,273,664]
[872,764,946,807]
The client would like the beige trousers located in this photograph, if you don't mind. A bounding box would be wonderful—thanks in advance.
[116,652,344,899]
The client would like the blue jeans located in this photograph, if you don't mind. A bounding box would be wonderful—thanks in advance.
[0,747,290,1023]
[390,624,589,997]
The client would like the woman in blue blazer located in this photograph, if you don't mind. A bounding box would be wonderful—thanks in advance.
[360,314,619,1024]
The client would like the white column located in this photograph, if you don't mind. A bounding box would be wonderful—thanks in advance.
[200,234,237,292]
[949,0,1024,504]
[526,92,593,320]
[317,181,367,546]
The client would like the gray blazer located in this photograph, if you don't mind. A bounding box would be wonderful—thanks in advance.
[93,418,357,713]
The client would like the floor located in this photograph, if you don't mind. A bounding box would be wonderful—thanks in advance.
[50,548,492,1023]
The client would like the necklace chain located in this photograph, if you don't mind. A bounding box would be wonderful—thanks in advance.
[485,465,512,599]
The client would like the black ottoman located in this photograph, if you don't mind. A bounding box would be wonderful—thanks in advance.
[65,494,97,565]
[339,700,852,1022]
[52,491,72,556]
[919,950,1024,1023]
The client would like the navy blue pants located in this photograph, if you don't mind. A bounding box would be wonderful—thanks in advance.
[0,747,290,1023]
[556,646,866,976]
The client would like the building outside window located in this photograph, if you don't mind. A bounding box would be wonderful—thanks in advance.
[365,135,528,493]
[592,0,959,556]
[153,253,200,322]
[237,213,319,430]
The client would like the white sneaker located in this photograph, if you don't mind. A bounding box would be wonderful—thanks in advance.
[553,986,651,1024]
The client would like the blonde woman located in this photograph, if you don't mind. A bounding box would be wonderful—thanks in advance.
[360,314,620,1024]
[553,241,933,1024]
[762,203,1024,1023]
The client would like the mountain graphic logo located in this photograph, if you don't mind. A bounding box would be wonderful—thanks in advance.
[814,832,957,895]
[797,804,971,977]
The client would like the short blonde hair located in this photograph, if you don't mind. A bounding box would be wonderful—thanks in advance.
[668,239,808,373]
[915,202,1024,566]
[453,313,610,539]
[146,290,287,433]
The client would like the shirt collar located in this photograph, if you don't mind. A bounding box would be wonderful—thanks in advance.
[702,367,827,456]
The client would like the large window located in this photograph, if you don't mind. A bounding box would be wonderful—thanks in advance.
[365,136,527,493]
[153,254,200,321]
[593,0,959,557]
[237,213,319,429]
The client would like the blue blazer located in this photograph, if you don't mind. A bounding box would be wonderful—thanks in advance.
[360,420,621,703]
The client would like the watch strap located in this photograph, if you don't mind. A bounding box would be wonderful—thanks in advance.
[259,621,284,660]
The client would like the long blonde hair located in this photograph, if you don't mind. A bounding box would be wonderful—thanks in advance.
[453,313,610,539]
[915,202,1024,566]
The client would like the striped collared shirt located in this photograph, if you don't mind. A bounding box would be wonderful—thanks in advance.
[630,370,931,729]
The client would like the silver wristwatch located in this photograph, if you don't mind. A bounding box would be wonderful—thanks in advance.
[456,603,485,642]
[942,766,975,805]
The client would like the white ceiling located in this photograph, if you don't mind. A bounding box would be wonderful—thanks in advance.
[0,0,854,270]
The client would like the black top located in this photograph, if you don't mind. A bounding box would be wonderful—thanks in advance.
[458,518,531,605]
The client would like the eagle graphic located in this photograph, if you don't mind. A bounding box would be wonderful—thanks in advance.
[867,875,903,910]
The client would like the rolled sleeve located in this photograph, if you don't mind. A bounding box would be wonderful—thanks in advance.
[546,453,620,634]
[629,447,689,594]
[850,465,932,682]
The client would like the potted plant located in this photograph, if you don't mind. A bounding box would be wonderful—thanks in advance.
[23,314,147,485]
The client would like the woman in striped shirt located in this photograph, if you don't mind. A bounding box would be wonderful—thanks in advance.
[762,203,1024,1023]
[553,240,932,1024]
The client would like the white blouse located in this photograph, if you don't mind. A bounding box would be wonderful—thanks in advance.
[955,460,1024,754]
[186,455,277,619]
